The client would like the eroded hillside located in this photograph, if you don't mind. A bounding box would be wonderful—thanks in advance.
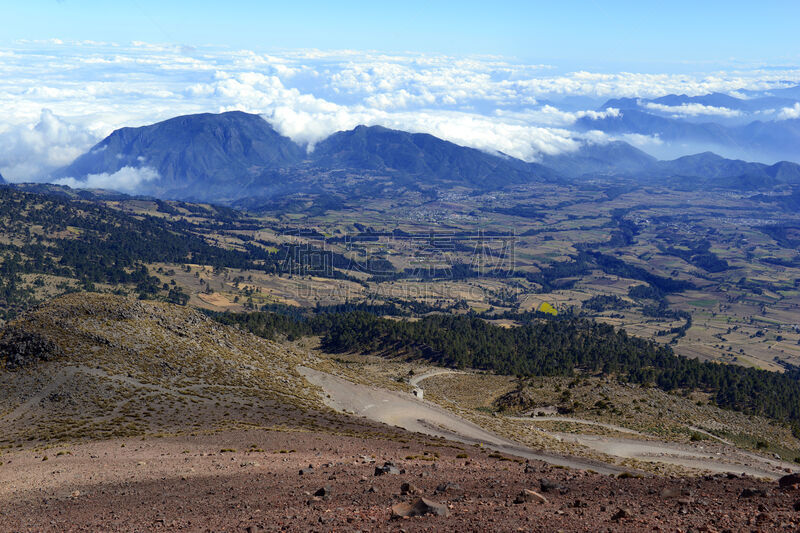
[0,293,368,445]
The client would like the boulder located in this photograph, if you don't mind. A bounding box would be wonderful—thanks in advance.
[391,498,450,519]
[779,473,800,490]
[374,461,401,476]
[0,327,63,369]
[540,478,568,494]
[434,482,462,495]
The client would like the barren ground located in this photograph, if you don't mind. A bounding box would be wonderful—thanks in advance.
[2,429,800,532]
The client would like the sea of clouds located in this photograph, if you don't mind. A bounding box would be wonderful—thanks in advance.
[1,40,800,188]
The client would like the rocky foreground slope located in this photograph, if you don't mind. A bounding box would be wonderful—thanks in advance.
[1,429,800,532]
[1,293,799,531]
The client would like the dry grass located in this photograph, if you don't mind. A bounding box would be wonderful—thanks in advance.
[0,293,376,447]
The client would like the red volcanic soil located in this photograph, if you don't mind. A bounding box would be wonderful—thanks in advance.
[1,429,798,532]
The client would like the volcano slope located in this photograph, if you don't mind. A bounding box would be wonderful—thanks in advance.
[1,294,800,532]
[0,293,342,443]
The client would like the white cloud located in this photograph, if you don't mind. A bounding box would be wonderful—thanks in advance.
[0,40,798,182]
[643,102,742,118]
[0,109,99,182]
[54,166,159,192]
[261,102,584,160]
[496,106,620,127]
[618,133,664,148]
[777,103,800,120]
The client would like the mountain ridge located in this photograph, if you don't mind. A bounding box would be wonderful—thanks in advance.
[53,112,564,202]
[310,124,559,187]
[581,103,800,163]
[601,91,800,114]
[55,111,306,202]
[51,111,800,204]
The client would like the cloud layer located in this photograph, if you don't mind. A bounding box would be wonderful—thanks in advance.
[0,40,799,188]
[643,102,742,118]
[778,103,800,120]
[0,109,97,181]
[55,166,159,192]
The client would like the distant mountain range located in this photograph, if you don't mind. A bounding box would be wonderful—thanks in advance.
[539,141,657,177]
[48,111,800,207]
[579,91,800,163]
[53,112,560,203]
[542,142,800,188]
[602,92,799,115]
[0,171,5,185]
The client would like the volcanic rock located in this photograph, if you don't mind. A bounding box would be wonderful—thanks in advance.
[391,498,450,519]
[779,473,800,490]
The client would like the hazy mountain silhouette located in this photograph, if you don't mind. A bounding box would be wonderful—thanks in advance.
[53,111,800,203]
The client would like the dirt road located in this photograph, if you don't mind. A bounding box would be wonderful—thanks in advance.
[303,366,798,479]
[300,366,628,475]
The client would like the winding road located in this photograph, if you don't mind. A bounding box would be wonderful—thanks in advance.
[301,366,797,479]
[300,366,629,475]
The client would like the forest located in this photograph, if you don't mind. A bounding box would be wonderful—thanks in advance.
[0,188,356,317]
[214,308,800,435]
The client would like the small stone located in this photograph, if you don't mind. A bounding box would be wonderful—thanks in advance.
[611,508,631,521]
[401,482,419,496]
[540,479,568,494]
[314,485,332,500]
[740,487,768,498]
[434,482,462,495]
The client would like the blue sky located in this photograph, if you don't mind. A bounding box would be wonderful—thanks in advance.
[5,1,800,67]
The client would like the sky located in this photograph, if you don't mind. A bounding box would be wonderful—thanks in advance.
[1,1,799,185]
[5,1,800,67]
